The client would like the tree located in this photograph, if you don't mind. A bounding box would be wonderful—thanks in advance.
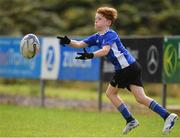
[0,0,179,36]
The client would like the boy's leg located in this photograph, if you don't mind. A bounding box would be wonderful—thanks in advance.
[106,84,139,134]
[129,84,178,134]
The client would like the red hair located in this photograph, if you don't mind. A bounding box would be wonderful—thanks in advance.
[96,7,117,25]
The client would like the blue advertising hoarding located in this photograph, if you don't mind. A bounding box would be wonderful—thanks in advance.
[59,45,100,81]
[0,37,100,81]
[0,37,41,79]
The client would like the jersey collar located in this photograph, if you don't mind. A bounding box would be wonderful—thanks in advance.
[97,28,110,36]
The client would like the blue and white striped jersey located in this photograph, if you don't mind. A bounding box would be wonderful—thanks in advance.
[83,29,136,71]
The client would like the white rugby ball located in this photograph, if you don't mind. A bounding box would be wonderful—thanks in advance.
[20,34,40,59]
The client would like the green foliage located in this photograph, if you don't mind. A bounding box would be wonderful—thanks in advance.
[0,0,180,36]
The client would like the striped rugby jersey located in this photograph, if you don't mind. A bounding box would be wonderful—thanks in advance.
[83,29,136,71]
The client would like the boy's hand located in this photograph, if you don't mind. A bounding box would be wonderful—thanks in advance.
[57,36,71,46]
[75,48,94,60]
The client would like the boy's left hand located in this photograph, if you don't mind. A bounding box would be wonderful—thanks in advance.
[75,48,94,60]
[57,36,71,46]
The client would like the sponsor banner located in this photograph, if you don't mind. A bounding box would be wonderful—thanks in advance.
[163,37,180,83]
[0,37,167,83]
[0,37,41,79]
[59,46,100,81]
[41,37,60,80]
[103,37,163,83]
[0,37,99,81]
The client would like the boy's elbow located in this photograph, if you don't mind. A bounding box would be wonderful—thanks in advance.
[102,46,110,56]
[103,49,109,56]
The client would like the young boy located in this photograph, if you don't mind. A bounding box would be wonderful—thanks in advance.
[57,7,178,134]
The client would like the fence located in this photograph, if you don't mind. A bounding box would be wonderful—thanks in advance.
[0,36,180,111]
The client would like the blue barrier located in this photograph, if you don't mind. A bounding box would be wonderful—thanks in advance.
[0,37,100,81]
[59,46,100,81]
[0,37,41,79]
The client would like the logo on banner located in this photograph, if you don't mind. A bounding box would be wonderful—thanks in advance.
[41,38,60,80]
[46,46,55,71]
[164,44,177,77]
[147,45,159,74]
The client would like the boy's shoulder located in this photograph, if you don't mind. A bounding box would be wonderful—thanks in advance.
[106,29,118,36]
[94,29,118,39]
[104,29,118,38]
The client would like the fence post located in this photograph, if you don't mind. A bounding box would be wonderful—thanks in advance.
[162,82,167,108]
[40,79,45,107]
[98,58,104,112]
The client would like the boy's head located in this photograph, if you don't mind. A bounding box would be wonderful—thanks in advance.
[96,7,117,26]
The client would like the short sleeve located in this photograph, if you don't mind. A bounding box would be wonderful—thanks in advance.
[102,32,118,47]
[83,34,97,46]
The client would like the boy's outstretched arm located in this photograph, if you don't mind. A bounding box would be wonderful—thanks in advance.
[70,40,87,48]
[57,35,87,48]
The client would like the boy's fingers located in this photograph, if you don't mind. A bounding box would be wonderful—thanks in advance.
[83,48,87,53]
[75,56,84,59]
[57,36,63,39]
[77,53,84,55]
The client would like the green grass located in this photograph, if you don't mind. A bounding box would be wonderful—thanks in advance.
[0,104,179,137]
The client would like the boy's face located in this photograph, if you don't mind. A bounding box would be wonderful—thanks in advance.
[95,13,111,31]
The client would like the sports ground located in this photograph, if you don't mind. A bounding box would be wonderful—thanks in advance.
[0,104,179,137]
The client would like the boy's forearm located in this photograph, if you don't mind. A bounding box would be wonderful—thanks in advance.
[69,40,87,48]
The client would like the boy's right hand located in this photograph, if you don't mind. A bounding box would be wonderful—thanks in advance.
[57,36,71,46]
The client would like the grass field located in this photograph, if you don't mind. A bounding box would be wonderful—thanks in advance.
[0,104,179,137]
